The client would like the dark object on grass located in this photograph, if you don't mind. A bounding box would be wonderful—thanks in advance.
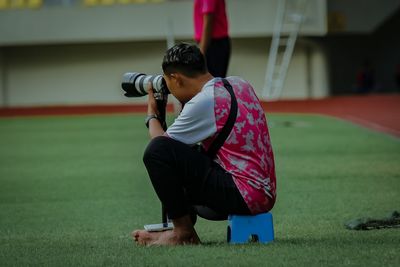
[345,211,400,230]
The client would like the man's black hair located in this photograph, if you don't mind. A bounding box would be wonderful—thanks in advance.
[162,43,207,77]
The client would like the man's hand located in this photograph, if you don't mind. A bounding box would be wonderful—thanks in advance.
[146,84,166,138]
[147,85,158,116]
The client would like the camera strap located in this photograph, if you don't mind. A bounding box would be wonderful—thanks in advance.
[206,78,238,159]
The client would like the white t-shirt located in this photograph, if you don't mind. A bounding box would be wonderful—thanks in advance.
[166,79,217,144]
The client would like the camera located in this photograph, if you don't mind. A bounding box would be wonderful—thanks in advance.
[121,72,170,100]
[121,72,169,130]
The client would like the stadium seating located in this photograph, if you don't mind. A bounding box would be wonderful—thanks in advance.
[83,0,164,7]
[0,0,163,9]
[0,0,42,9]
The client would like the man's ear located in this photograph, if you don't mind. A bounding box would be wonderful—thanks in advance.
[171,73,184,88]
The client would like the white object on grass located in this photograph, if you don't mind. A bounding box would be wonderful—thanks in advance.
[144,222,174,232]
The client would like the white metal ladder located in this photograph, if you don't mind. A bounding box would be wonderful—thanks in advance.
[262,0,309,100]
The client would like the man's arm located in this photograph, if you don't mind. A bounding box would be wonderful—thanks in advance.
[148,118,165,139]
[147,87,165,139]
[199,13,214,55]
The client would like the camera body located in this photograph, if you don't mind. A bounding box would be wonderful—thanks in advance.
[121,72,170,100]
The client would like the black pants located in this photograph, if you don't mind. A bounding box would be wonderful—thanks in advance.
[204,37,231,78]
[143,136,250,220]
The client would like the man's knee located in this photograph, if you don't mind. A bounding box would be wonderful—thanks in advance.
[143,136,172,165]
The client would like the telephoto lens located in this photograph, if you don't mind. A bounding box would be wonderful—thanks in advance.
[121,71,169,130]
[121,72,169,99]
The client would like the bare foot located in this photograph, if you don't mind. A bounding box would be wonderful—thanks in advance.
[132,229,200,246]
[132,215,201,246]
[131,230,165,246]
[152,229,201,246]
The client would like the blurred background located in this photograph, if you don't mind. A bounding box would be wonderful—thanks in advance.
[0,0,399,107]
[0,3,399,264]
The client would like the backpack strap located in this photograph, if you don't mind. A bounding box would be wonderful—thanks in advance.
[206,78,238,158]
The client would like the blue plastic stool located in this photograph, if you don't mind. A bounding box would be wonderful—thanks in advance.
[227,212,274,244]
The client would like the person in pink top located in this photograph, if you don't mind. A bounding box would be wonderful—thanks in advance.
[132,43,276,246]
[194,0,231,77]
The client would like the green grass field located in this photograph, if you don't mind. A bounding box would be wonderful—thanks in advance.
[0,113,399,266]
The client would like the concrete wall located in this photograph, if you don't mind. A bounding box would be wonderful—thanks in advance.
[231,37,329,100]
[0,0,327,46]
[2,42,166,106]
[323,9,400,94]
[0,37,329,107]
[0,51,5,105]
[327,0,400,33]
[0,0,330,107]
[310,43,329,98]
[373,10,400,92]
